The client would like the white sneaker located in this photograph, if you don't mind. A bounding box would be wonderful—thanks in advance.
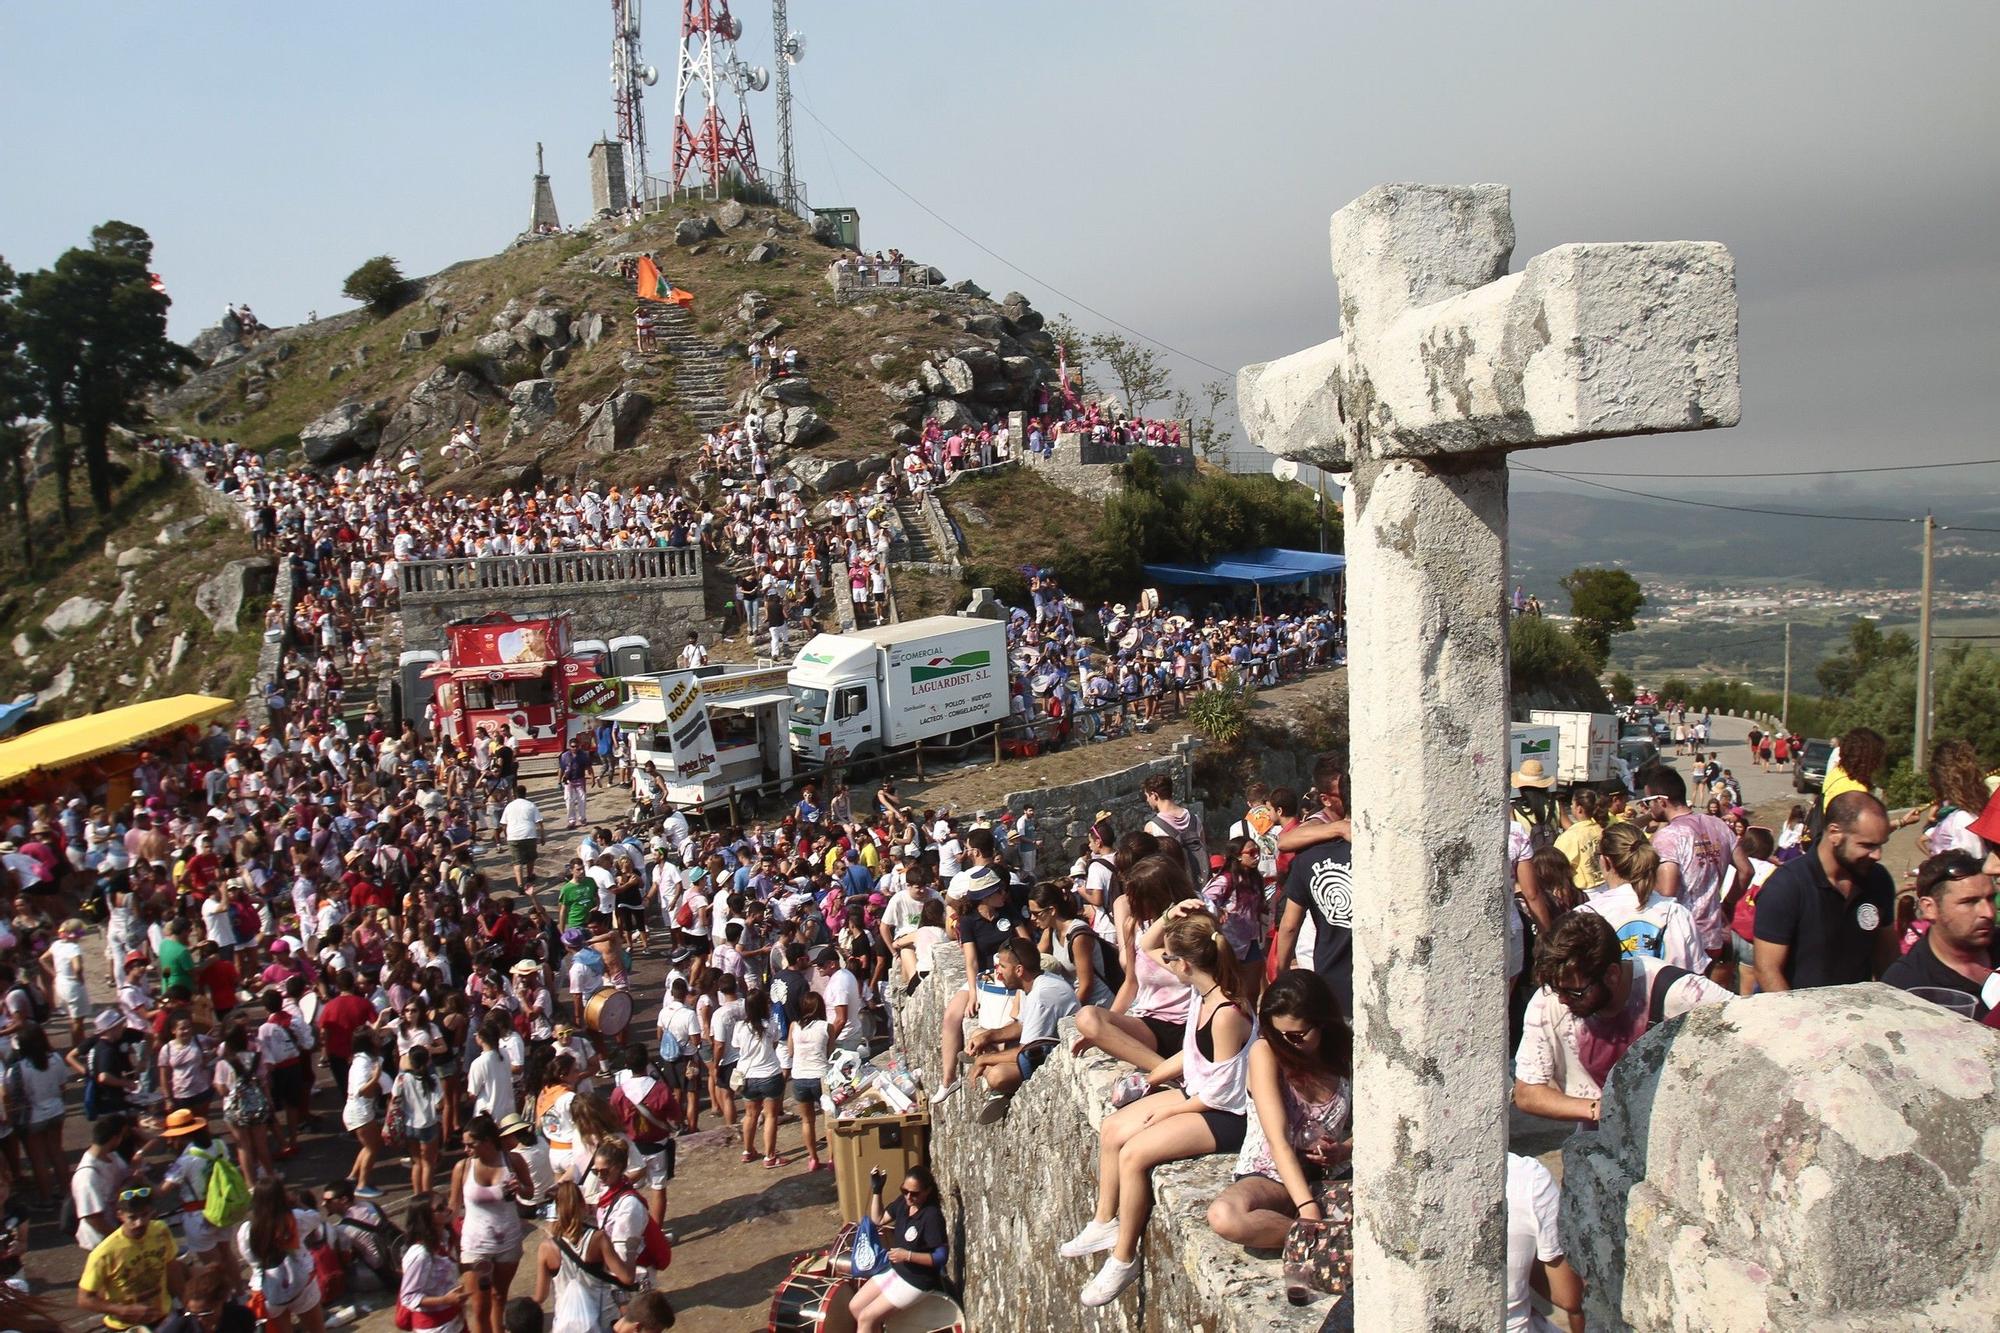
[933,1079,962,1104]
[1080,1253,1142,1307]
[1059,1216,1120,1259]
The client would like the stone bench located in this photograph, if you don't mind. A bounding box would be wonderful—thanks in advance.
[893,947,1347,1331]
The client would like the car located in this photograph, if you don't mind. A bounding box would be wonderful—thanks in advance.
[1794,738,1834,793]
[1619,720,1654,744]
[1618,738,1661,773]
[1650,718,1672,745]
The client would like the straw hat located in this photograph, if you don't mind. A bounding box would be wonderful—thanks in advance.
[1510,759,1555,790]
[161,1108,209,1138]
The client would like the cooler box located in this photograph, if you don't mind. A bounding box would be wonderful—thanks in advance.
[832,1110,931,1224]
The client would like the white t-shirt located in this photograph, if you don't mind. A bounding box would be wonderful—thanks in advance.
[789,1018,832,1080]
[1018,972,1080,1044]
[1580,885,1710,973]
[201,895,238,948]
[1514,958,1732,1103]
[1505,1154,1564,1333]
[880,889,927,938]
[822,969,864,1048]
[72,1150,129,1249]
[467,1048,516,1120]
[501,797,543,842]
[937,838,964,879]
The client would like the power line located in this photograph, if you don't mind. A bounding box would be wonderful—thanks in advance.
[791,94,1234,379]
[1513,462,2000,534]
[1543,457,2000,479]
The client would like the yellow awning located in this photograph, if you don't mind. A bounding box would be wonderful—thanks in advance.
[0,694,238,788]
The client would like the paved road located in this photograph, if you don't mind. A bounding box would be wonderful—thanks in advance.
[1674,713,1803,815]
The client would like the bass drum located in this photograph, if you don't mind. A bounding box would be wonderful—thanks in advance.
[767,1257,855,1333]
[584,987,633,1035]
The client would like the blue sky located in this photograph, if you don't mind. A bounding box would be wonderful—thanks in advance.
[3,1,1995,486]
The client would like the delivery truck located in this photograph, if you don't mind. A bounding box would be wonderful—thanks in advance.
[787,615,1011,764]
[1527,709,1618,787]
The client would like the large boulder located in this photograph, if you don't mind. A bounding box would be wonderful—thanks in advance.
[41,596,107,637]
[946,278,990,299]
[939,356,979,396]
[300,401,381,464]
[789,452,888,494]
[1564,984,2000,1331]
[745,242,777,264]
[586,390,653,453]
[520,307,571,349]
[918,360,949,396]
[194,557,275,635]
[472,330,516,361]
[675,215,722,245]
[926,397,979,432]
[186,311,246,366]
[540,347,571,376]
[963,313,1008,338]
[576,311,608,348]
[380,368,487,451]
[775,405,826,446]
[506,379,559,441]
[955,346,1005,384]
[759,377,817,406]
[999,291,1034,324]
[878,379,926,407]
[739,291,772,324]
[399,327,440,353]
[716,199,748,230]
[905,264,945,285]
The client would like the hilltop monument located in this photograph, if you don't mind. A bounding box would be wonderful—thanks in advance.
[1238,182,1740,1327]
[530,142,560,232]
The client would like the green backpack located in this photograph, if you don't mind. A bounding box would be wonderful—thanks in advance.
[196,1146,252,1228]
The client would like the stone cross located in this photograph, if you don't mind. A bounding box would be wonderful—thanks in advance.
[536,141,546,177]
[1237,184,1738,1329]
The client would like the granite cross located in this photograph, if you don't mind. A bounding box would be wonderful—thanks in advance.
[1237,183,1739,1328]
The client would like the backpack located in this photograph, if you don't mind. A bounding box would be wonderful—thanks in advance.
[600,1186,674,1269]
[195,1144,253,1228]
[1067,918,1124,997]
[611,1076,682,1146]
[1647,965,1692,1027]
[7,984,47,1026]
[1148,812,1208,885]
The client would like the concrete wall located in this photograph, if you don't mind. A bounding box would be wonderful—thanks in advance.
[981,743,1203,872]
[894,944,1347,1332]
[1021,430,1194,501]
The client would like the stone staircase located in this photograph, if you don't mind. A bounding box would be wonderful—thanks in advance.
[651,305,736,430]
[891,497,940,563]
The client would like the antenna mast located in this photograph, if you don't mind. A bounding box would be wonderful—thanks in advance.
[772,0,797,211]
[611,0,660,205]
[671,1,764,197]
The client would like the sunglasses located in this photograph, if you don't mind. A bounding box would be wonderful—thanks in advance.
[119,1186,153,1204]
[1270,1023,1316,1046]
[1554,981,1603,1003]
[1160,952,1184,964]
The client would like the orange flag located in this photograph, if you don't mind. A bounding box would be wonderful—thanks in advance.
[636,256,695,307]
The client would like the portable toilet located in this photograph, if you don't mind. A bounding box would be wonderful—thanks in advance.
[399,650,442,737]
[609,635,651,676]
[572,638,611,677]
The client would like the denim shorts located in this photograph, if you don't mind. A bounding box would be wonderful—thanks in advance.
[791,1077,823,1104]
[743,1073,785,1102]
[406,1124,439,1144]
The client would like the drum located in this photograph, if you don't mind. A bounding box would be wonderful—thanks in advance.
[584,987,632,1035]
[767,1258,856,1332]
[884,1291,967,1333]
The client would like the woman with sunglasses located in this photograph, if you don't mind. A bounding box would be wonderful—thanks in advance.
[156,1264,256,1333]
[532,1178,636,1333]
[848,1165,948,1333]
[1205,969,1353,1249]
[1028,881,1114,1008]
[1063,905,1254,1307]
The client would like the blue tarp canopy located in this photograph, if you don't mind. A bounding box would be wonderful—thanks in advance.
[1142,547,1345,587]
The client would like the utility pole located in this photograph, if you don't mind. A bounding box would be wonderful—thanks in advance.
[1317,468,1328,553]
[1781,620,1791,731]
[1914,513,1936,768]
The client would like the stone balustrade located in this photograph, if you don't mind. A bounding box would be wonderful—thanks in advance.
[396,546,701,596]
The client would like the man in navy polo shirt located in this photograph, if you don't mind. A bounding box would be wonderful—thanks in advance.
[1753,791,1896,991]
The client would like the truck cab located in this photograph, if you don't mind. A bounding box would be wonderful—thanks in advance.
[788,633,884,764]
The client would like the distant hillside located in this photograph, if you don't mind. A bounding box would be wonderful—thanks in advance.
[1510,486,2000,593]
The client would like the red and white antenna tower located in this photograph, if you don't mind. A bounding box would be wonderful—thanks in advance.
[670,1,766,196]
[610,1,660,202]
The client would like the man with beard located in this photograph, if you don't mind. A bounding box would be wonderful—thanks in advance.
[1883,851,1997,1020]
[1753,791,1897,991]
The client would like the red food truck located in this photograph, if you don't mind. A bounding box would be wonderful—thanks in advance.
[424,612,607,756]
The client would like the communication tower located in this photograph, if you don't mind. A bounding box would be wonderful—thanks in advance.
[670,1,766,196]
[771,2,805,210]
[610,1,661,204]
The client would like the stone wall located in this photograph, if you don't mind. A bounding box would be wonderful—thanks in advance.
[894,944,1346,1332]
[1562,983,2000,1331]
[1021,430,1195,501]
[989,741,1205,872]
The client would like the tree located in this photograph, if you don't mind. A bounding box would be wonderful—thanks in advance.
[0,258,39,563]
[1510,615,1596,689]
[1816,618,1915,699]
[1605,670,1636,703]
[18,223,188,515]
[1560,567,1645,671]
[1170,377,1233,463]
[1931,646,2000,768]
[342,255,411,314]
[1086,331,1172,418]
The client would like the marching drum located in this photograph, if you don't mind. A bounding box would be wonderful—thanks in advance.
[767,1261,856,1333]
[584,986,632,1036]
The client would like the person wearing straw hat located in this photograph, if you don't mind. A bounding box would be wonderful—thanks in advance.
[160,1109,231,1270]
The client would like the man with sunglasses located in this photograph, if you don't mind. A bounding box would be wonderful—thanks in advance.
[155,1266,254,1333]
[78,1184,184,1331]
[1883,851,1998,1021]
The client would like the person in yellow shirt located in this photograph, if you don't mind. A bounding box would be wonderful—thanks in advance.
[1555,789,1608,891]
[79,1186,183,1331]
[1820,727,1885,810]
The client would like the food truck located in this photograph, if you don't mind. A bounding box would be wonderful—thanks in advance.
[425,612,607,756]
[604,664,796,814]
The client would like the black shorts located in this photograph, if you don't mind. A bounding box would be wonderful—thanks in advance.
[1140,1015,1184,1057]
[1196,1107,1247,1153]
[510,839,539,867]
[268,1059,308,1110]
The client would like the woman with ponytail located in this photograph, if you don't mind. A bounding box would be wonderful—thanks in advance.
[1059,903,1253,1308]
[1584,822,1708,971]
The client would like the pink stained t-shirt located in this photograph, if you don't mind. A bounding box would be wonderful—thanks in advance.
[1651,812,1737,951]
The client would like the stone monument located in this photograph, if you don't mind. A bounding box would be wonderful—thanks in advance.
[1238,183,1739,1327]
[588,137,628,215]
[530,142,561,231]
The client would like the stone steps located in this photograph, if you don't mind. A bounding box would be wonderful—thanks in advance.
[891,498,937,563]
[647,307,739,431]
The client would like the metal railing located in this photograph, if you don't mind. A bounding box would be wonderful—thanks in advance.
[398,547,702,596]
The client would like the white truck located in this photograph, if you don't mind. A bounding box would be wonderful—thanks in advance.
[787,615,1011,764]
[1524,709,1620,789]
[606,664,797,815]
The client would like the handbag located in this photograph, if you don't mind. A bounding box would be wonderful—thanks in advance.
[1280,1179,1354,1306]
[382,1089,406,1148]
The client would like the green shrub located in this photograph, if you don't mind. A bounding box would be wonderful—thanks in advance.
[1510,616,1596,687]
[441,352,490,378]
[1187,684,1250,745]
[342,255,412,314]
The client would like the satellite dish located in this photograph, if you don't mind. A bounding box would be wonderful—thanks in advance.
[783,31,806,63]
[721,14,743,40]
[747,65,770,91]
[1271,458,1300,483]
[641,64,659,86]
